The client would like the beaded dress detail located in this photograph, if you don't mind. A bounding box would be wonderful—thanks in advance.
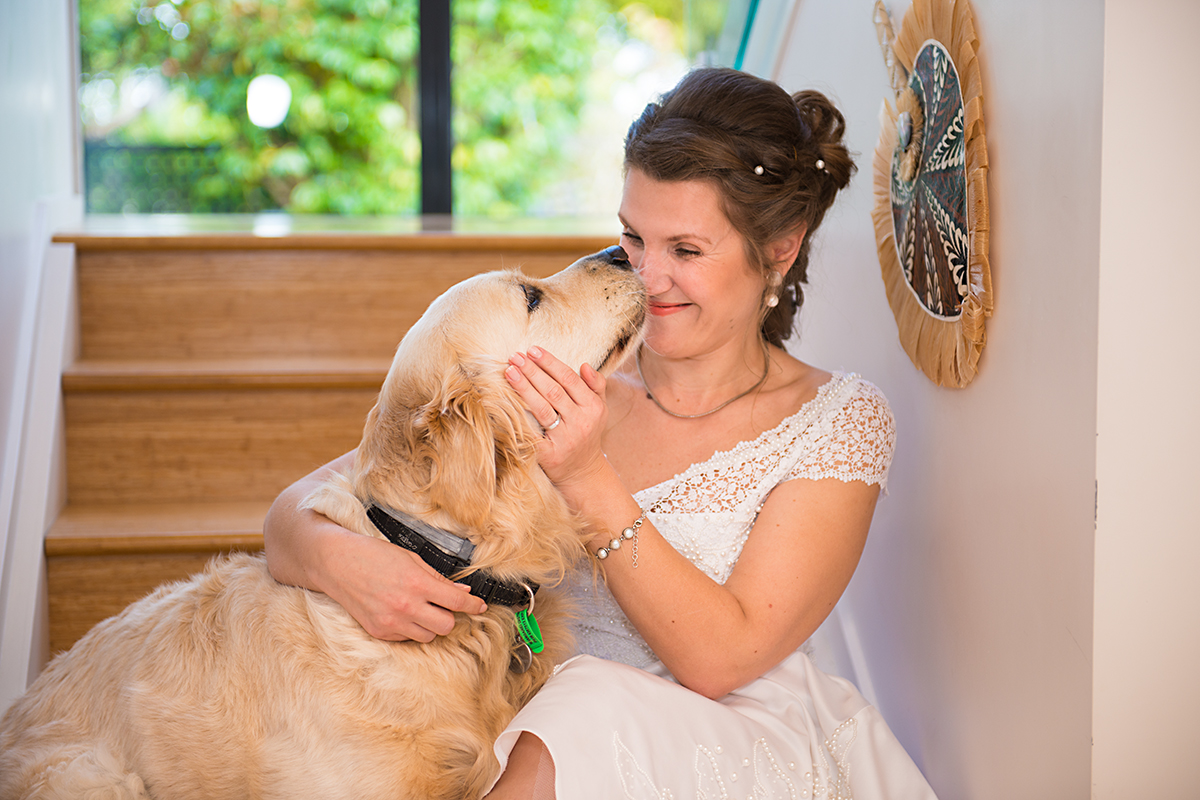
[568,373,896,669]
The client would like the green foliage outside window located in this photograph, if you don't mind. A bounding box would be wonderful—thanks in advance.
[80,0,711,216]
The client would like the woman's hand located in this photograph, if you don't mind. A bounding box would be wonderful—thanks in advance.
[312,527,489,642]
[504,347,612,500]
[263,451,487,642]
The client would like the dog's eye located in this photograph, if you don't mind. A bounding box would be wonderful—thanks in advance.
[521,284,543,313]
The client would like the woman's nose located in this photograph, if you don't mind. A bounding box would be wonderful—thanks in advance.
[633,250,669,293]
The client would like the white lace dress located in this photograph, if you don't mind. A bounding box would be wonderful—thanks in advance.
[489,373,937,799]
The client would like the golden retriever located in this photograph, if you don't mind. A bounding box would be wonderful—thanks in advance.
[0,247,645,800]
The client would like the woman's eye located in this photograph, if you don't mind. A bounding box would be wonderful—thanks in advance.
[521,284,543,313]
[676,247,701,258]
[621,231,643,247]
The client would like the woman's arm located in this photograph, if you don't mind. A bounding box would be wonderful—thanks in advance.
[505,348,876,699]
[262,450,487,642]
[571,464,875,698]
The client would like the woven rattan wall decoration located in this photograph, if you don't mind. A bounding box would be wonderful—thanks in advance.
[872,0,992,388]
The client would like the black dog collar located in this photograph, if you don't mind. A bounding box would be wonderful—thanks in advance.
[365,504,537,608]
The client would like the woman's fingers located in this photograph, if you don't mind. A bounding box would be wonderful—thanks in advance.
[510,349,573,419]
[336,538,487,642]
[505,347,611,493]
[578,361,606,394]
[505,347,605,425]
[505,353,560,428]
[394,555,489,640]
[527,347,602,407]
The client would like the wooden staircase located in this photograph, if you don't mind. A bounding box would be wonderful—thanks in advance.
[45,223,614,654]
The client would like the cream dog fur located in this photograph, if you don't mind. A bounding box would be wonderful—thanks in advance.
[0,248,645,800]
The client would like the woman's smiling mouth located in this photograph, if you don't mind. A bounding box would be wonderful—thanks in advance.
[649,301,691,316]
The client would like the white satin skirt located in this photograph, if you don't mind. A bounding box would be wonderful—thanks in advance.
[487,652,937,799]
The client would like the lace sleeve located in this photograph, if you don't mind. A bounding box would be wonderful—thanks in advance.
[784,379,896,491]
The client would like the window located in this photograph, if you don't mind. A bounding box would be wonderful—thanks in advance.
[80,0,749,217]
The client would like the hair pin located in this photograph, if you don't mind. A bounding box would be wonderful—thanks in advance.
[815,159,826,172]
[754,165,765,175]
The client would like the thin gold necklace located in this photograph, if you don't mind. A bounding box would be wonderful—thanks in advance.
[636,343,771,419]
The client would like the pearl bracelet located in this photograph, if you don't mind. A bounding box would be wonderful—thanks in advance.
[595,510,648,568]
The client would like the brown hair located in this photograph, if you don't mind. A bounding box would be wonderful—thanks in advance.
[623,67,855,345]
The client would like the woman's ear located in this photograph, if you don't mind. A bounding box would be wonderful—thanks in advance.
[769,225,807,276]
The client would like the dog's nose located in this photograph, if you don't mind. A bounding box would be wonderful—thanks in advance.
[600,245,632,270]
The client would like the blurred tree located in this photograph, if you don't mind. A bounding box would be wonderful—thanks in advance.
[80,0,690,216]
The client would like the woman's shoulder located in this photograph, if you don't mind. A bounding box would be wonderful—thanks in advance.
[835,373,892,419]
[770,351,890,425]
[833,374,895,445]
[777,369,896,489]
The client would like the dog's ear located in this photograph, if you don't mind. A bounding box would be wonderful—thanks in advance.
[413,367,537,530]
[356,357,581,584]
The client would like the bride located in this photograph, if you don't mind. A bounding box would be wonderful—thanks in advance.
[265,67,938,799]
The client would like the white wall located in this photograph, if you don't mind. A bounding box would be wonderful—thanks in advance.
[0,0,81,700]
[775,1,1103,797]
[1094,0,1200,795]
[4,0,1196,791]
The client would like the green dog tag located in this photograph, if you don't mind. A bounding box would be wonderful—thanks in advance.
[516,609,544,654]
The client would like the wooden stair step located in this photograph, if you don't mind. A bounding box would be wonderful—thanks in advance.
[63,357,391,393]
[45,500,271,556]
[45,501,272,654]
[62,360,386,504]
[64,381,373,504]
[68,243,607,362]
[52,221,618,252]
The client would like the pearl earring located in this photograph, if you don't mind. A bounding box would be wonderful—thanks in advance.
[765,271,783,308]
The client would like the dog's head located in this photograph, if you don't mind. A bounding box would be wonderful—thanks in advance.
[351,247,645,582]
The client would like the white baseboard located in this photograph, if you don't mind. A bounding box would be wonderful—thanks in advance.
[0,195,80,711]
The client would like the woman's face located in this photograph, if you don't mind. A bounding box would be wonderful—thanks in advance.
[618,168,769,360]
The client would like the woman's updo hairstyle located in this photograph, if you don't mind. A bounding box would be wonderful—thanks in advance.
[623,67,855,345]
